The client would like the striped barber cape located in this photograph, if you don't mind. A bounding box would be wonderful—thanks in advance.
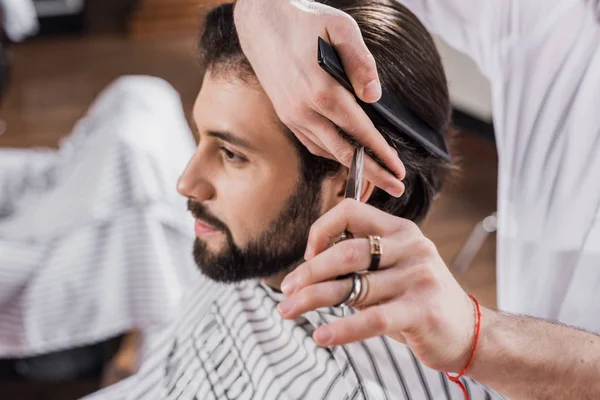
[83,277,508,400]
[0,76,199,358]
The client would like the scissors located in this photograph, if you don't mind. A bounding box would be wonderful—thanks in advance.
[335,146,364,316]
[338,146,365,242]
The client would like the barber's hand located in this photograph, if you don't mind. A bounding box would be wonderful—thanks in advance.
[278,200,476,373]
[234,0,405,197]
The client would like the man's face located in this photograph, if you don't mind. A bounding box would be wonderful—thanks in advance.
[177,70,332,283]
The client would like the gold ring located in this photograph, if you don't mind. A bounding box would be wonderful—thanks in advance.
[368,235,382,271]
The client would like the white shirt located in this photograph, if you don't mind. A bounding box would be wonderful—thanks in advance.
[83,277,506,400]
[0,0,38,41]
[399,0,600,331]
[0,76,199,357]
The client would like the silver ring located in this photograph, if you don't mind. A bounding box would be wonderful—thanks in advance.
[336,273,362,309]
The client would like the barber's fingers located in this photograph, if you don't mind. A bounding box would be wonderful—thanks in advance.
[279,267,412,319]
[305,200,420,258]
[308,83,406,186]
[296,112,404,197]
[291,127,332,159]
[278,277,354,318]
[312,301,417,347]
[283,238,389,296]
[322,12,407,187]
[325,12,381,103]
[282,233,433,296]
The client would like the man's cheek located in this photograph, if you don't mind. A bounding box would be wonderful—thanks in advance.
[228,220,254,248]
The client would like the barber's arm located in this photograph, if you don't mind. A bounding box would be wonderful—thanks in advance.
[277,200,600,400]
[471,309,600,399]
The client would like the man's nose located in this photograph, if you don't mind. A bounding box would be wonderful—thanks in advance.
[177,151,215,202]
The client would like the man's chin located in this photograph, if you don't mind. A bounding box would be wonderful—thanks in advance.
[195,234,227,253]
[192,227,310,284]
[195,258,305,285]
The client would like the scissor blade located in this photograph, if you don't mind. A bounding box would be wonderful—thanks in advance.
[344,147,364,201]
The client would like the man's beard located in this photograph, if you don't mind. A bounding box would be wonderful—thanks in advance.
[188,180,322,283]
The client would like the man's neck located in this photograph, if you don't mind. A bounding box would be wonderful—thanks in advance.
[261,264,298,292]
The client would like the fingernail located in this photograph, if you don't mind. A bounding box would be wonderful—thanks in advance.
[304,244,313,260]
[277,299,295,316]
[389,181,405,198]
[281,277,297,296]
[363,79,382,102]
[388,149,405,180]
[314,328,333,345]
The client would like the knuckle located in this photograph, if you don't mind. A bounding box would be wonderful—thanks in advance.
[329,13,359,38]
[412,264,440,292]
[310,89,335,112]
[420,268,438,288]
[413,237,436,256]
[366,309,388,332]
[299,264,316,286]
[334,145,355,166]
[423,303,443,331]
[401,219,420,234]
[297,286,317,309]
[339,198,358,215]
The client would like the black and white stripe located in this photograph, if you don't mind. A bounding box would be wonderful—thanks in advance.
[84,278,508,400]
[0,76,199,358]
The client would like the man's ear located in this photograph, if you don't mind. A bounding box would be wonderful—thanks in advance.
[320,168,376,212]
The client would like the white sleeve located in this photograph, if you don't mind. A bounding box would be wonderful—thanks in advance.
[395,0,581,75]
[394,0,490,65]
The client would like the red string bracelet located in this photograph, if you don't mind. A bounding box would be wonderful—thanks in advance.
[445,294,481,400]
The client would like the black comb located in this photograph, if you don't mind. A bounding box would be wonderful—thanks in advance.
[317,37,451,163]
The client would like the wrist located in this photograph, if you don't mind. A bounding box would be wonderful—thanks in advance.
[465,307,496,376]
[466,307,516,384]
[445,295,481,371]
[444,295,483,397]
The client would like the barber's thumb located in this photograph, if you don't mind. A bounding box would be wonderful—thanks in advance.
[328,14,381,103]
[340,48,381,103]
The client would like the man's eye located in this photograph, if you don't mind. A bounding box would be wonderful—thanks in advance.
[220,147,246,164]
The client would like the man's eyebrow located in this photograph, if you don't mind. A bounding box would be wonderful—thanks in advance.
[207,130,256,151]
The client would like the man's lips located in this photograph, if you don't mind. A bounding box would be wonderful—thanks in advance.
[194,219,220,236]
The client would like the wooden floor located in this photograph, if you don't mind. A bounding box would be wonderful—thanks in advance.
[0,34,498,398]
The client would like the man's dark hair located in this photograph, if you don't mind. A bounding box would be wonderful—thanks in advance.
[199,0,452,223]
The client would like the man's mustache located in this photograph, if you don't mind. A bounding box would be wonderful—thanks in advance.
[187,199,229,233]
